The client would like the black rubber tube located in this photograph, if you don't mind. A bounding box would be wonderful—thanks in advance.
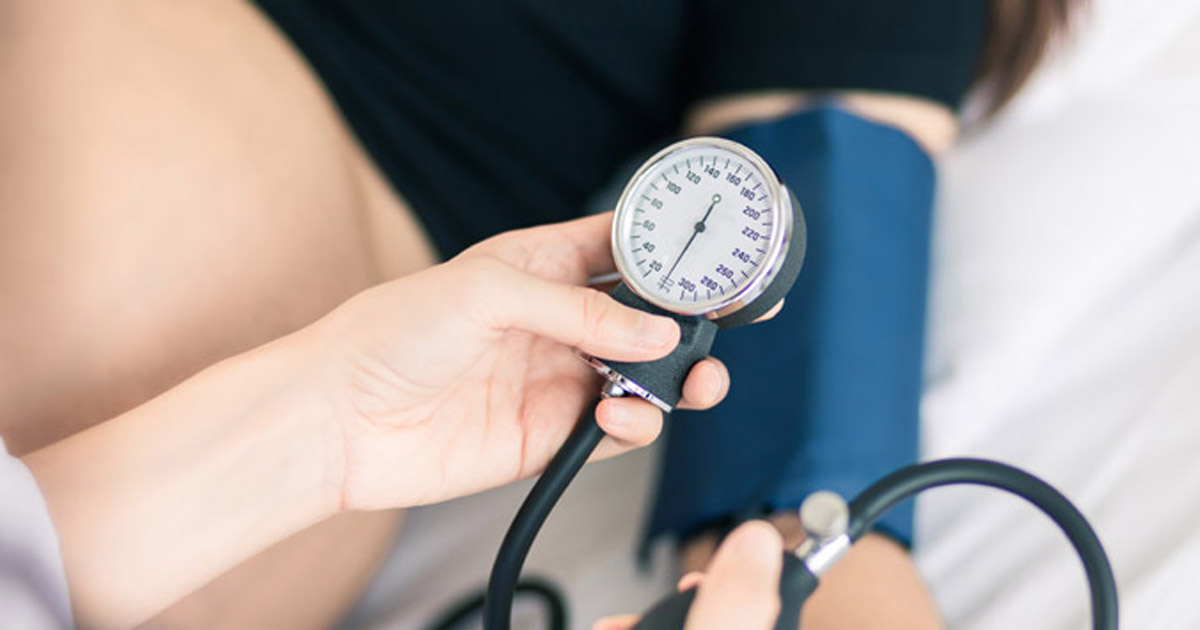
[483,398,606,630]
[847,458,1119,630]
[427,578,566,630]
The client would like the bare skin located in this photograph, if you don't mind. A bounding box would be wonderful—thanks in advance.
[1,0,952,627]
[0,1,429,627]
[679,519,942,630]
[23,214,729,629]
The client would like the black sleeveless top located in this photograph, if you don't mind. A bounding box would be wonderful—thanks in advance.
[255,0,987,258]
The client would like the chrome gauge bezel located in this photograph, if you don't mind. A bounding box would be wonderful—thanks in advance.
[611,137,794,319]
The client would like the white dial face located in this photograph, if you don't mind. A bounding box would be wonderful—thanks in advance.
[615,141,782,314]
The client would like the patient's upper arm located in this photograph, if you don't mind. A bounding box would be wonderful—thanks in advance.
[685,90,959,155]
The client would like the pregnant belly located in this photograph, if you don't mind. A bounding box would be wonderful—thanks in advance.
[0,0,434,627]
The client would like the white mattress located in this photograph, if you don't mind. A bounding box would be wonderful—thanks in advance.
[918,1,1200,627]
[344,444,677,630]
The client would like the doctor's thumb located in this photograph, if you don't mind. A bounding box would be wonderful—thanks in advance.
[685,521,783,630]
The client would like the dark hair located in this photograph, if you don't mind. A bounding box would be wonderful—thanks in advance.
[977,0,1085,114]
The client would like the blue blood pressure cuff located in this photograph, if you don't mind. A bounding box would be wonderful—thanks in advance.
[645,106,934,550]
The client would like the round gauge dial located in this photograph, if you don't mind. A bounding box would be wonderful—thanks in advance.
[612,137,794,318]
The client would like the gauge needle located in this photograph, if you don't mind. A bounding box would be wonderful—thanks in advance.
[661,194,721,288]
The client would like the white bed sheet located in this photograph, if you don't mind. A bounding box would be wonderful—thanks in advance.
[919,1,1200,627]
[344,444,677,630]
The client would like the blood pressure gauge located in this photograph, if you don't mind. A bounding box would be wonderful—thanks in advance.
[612,137,805,326]
[591,137,806,411]
[483,140,811,630]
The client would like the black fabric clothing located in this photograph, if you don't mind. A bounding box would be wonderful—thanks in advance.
[693,0,990,108]
[254,0,987,259]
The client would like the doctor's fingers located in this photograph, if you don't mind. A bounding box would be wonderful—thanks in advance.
[685,521,782,630]
[677,356,727,410]
[465,257,681,362]
[466,212,619,281]
[592,358,728,457]
[589,523,780,630]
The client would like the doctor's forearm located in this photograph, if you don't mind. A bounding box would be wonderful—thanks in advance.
[23,332,340,629]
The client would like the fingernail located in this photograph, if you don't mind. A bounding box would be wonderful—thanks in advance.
[636,315,678,349]
[729,522,782,567]
[603,402,629,433]
[709,362,729,405]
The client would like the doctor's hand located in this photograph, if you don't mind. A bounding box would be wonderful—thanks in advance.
[24,212,726,630]
[306,212,729,511]
[593,521,785,630]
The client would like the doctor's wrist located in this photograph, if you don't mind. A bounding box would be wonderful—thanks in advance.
[268,326,356,520]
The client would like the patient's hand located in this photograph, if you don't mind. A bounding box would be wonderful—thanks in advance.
[310,212,729,511]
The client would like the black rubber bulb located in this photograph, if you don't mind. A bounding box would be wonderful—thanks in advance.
[632,553,818,630]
